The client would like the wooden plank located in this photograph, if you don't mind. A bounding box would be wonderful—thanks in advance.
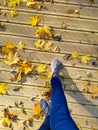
[0,78,98,106]
[1,2,98,20]
[0,105,97,129]
[1,10,98,33]
[0,34,98,56]
[0,22,98,47]
[55,0,98,7]
[0,59,98,82]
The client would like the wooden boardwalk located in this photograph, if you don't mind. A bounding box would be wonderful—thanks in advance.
[0,0,98,130]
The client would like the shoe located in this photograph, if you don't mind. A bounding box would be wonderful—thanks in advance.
[40,98,50,116]
[51,59,61,77]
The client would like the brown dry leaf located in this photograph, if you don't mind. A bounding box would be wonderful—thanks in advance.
[4,52,21,66]
[41,88,51,99]
[89,0,96,3]
[90,85,98,98]
[66,9,75,14]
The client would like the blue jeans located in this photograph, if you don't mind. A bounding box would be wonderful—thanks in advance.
[39,77,78,130]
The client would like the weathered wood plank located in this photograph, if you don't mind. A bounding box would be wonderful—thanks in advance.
[0,59,98,82]
[1,2,98,20]
[0,34,98,56]
[0,78,98,106]
[56,0,98,7]
[0,22,98,44]
[0,105,97,129]
[1,10,98,33]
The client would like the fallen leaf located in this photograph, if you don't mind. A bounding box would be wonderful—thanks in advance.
[71,51,78,59]
[4,52,20,66]
[0,118,11,127]
[8,0,20,8]
[2,42,15,55]
[66,9,75,14]
[34,40,52,51]
[90,85,98,98]
[82,86,89,93]
[17,41,25,50]
[26,1,41,9]
[33,103,42,115]
[41,88,51,99]
[19,59,34,75]
[10,10,18,17]
[0,83,8,94]
[36,26,53,39]
[36,64,47,73]
[29,16,40,26]
[77,123,82,130]
[53,46,60,52]
[81,54,91,64]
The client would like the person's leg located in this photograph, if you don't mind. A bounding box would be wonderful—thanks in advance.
[39,115,50,130]
[50,59,78,130]
[39,98,50,130]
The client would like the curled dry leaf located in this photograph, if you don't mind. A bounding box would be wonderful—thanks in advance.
[41,88,51,99]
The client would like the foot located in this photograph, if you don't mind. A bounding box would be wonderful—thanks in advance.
[51,59,61,77]
[40,98,50,116]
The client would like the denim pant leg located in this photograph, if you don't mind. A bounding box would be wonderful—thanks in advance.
[39,115,50,130]
[50,77,78,130]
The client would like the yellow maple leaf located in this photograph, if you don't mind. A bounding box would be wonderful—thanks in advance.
[36,64,47,73]
[0,83,8,95]
[81,54,91,64]
[0,118,11,127]
[17,41,25,50]
[34,40,45,50]
[29,16,40,26]
[4,52,20,66]
[19,59,34,75]
[90,85,98,98]
[10,10,18,17]
[36,26,53,39]
[8,0,20,8]
[71,51,78,59]
[33,103,42,115]
[26,1,40,9]
[2,42,15,55]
